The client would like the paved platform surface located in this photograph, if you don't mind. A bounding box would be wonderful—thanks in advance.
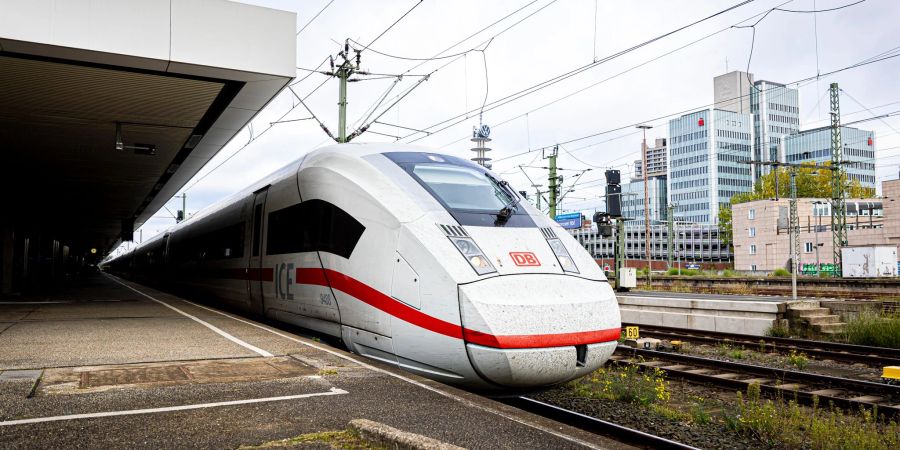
[0,274,628,449]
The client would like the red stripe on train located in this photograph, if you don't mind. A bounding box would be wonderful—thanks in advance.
[295,267,619,349]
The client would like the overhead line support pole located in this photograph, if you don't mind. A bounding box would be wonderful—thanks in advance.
[547,146,559,219]
[829,82,846,276]
[789,169,799,301]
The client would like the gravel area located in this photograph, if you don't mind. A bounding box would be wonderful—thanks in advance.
[533,380,767,450]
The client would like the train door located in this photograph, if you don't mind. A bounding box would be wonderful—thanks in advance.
[248,188,268,316]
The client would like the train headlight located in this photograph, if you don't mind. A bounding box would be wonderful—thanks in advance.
[449,237,496,275]
[547,237,579,274]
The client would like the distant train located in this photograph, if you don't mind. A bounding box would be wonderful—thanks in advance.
[104,144,621,389]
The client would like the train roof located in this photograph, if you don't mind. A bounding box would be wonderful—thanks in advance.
[114,143,449,259]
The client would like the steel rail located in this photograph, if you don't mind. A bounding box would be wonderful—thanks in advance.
[615,346,900,418]
[504,396,701,450]
[622,323,900,366]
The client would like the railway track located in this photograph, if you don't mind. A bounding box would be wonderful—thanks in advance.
[614,346,900,418]
[622,323,900,366]
[503,396,700,450]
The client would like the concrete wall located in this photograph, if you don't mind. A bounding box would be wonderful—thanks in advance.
[646,276,900,300]
[619,294,785,335]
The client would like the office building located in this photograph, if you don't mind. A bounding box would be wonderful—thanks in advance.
[751,80,800,179]
[714,71,754,115]
[667,108,754,224]
[783,126,877,191]
[620,178,667,227]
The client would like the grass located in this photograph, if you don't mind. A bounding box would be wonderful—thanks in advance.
[666,268,701,276]
[766,323,792,338]
[786,349,809,370]
[842,311,900,349]
[570,362,670,406]
[715,343,746,360]
[771,268,791,277]
[569,365,900,449]
[730,383,900,450]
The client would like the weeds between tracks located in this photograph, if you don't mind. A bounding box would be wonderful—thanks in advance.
[561,364,900,450]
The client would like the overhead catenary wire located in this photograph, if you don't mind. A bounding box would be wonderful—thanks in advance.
[358,0,425,52]
[347,0,560,135]
[296,0,336,36]
[444,0,872,165]
[489,45,900,168]
[181,77,331,193]
[396,0,759,144]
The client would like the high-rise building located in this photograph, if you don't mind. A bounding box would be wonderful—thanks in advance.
[633,138,668,182]
[714,71,754,115]
[668,108,754,224]
[750,80,800,179]
[783,125,877,190]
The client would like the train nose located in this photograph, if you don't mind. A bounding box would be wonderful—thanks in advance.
[458,274,621,388]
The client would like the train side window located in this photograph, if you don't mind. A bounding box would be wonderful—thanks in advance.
[252,204,263,257]
[267,199,365,258]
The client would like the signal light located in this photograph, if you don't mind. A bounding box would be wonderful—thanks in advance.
[698,118,705,127]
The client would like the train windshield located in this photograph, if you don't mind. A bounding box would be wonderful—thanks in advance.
[383,152,534,227]
[412,164,514,212]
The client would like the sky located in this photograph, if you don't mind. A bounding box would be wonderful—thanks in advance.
[118,0,900,254]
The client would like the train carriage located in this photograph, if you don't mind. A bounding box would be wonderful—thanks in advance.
[105,143,621,389]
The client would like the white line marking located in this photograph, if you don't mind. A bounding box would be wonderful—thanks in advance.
[0,301,72,304]
[180,299,602,449]
[0,387,347,426]
[106,276,274,358]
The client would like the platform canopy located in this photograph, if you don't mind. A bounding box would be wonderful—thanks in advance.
[0,0,296,253]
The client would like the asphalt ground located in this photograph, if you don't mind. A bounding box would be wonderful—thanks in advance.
[0,274,631,449]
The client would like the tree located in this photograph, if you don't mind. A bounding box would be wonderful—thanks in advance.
[718,162,875,248]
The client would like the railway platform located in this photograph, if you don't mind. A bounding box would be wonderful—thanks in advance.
[0,274,628,449]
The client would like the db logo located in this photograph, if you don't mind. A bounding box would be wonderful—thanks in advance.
[509,252,540,266]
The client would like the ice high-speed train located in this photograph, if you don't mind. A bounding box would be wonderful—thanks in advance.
[105,144,621,389]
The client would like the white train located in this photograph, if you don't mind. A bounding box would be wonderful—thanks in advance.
[105,144,621,389]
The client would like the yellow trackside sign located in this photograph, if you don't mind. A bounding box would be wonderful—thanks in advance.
[625,326,639,340]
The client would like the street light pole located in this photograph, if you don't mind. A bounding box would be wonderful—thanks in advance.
[637,124,653,286]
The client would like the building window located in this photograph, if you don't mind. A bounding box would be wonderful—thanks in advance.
[748,209,755,220]
[749,244,757,255]
[751,264,758,272]
[804,242,813,253]
[749,227,756,237]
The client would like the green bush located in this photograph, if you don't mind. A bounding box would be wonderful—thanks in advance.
[772,268,791,277]
[844,311,900,349]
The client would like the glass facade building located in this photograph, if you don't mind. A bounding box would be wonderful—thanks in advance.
[750,80,800,180]
[668,108,754,224]
[783,125,877,190]
[620,178,667,227]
